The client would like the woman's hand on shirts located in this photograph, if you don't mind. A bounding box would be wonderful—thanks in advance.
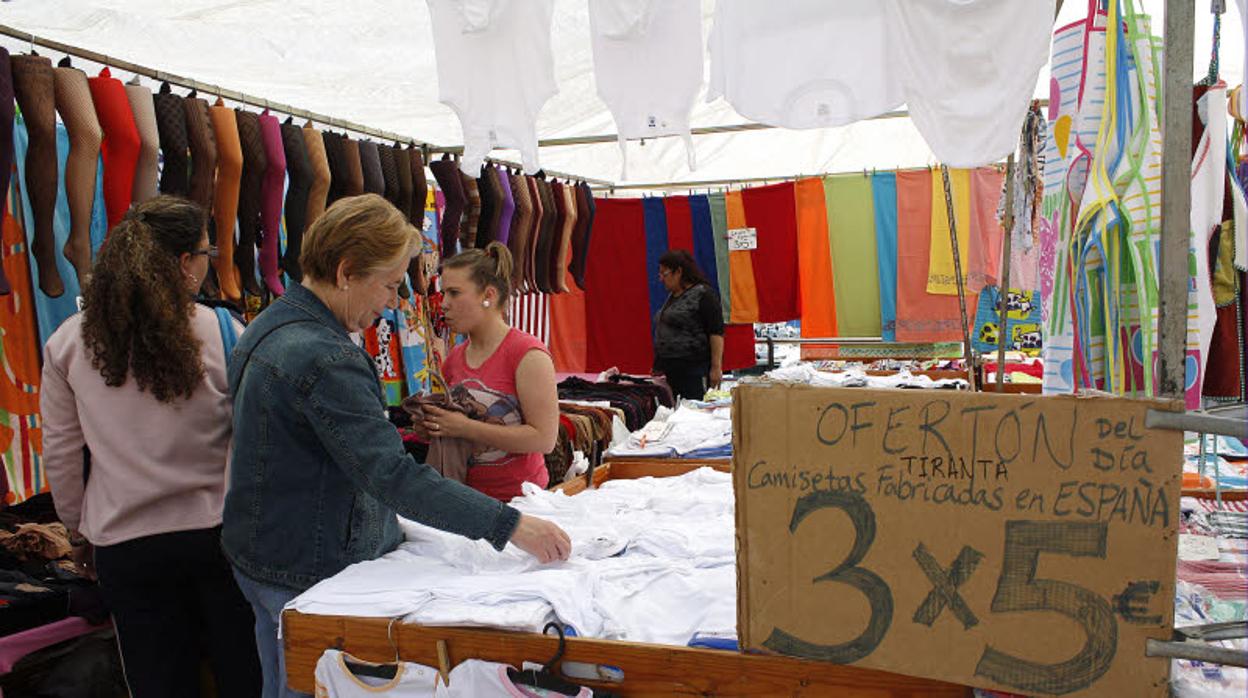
[509,514,572,564]
[422,405,474,440]
[709,367,723,389]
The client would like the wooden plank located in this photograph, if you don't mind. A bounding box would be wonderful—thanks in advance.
[979,383,1042,395]
[605,459,731,479]
[283,611,973,696]
[553,462,614,495]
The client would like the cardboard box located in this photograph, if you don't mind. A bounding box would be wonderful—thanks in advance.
[733,385,1183,697]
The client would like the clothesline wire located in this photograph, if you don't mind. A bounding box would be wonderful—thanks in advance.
[0,23,612,187]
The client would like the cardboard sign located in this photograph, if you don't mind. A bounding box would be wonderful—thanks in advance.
[728,227,758,251]
[733,385,1182,698]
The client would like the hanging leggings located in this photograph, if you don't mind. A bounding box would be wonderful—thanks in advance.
[461,173,481,249]
[409,145,428,223]
[153,83,189,197]
[209,102,243,301]
[405,146,428,292]
[0,48,14,294]
[341,137,365,197]
[430,157,465,260]
[234,109,266,297]
[12,54,63,297]
[525,176,544,294]
[534,178,557,294]
[321,131,347,206]
[184,95,217,213]
[53,63,100,289]
[87,67,141,232]
[124,81,159,204]
[395,146,414,224]
[379,144,401,211]
[506,171,533,291]
[257,111,286,296]
[358,140,384,196]
[302,124,330,226]
[280,120,312,283]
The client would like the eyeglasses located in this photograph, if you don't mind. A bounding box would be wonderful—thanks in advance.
[189,245,219,259]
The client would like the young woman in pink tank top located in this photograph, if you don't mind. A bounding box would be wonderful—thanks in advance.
[421,242,558,501]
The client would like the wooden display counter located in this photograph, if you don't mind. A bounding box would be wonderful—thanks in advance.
[281,458,970,696]
[282,614,971,696]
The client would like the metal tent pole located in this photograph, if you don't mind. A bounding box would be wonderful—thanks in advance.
[1158,0,1196,398]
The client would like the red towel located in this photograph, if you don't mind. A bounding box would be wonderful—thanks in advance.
[585,198,653,373]
[664,196,695,253]
[723,324,755,372]
[741,182,801,322]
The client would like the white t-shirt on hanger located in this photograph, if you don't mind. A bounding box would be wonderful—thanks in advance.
[588,0,703,179]
[707,0,902,129]
[882,0,1056,167]
[314,650,440,697]
[426,0,557,176]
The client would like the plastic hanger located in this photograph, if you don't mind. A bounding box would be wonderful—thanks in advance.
[506,623,586,696]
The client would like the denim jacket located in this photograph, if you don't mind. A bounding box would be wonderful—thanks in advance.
[222,283,520,591]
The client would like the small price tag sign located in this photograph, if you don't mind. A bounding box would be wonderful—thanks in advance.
[728,227,757,251]
[734,385,1183,698]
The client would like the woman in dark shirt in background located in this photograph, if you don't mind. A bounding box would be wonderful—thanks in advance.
[653,249,724,401]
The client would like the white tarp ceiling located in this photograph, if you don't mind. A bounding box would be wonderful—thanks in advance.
[0,0,1242,187]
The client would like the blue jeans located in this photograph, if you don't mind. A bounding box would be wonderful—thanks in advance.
[232,568,313,698]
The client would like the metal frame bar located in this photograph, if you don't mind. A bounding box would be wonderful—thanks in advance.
[593,164,997,193]
[0,24,610,186]
[1145,409,1248,439]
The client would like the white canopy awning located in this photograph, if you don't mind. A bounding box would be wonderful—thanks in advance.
[0,0,1240,186]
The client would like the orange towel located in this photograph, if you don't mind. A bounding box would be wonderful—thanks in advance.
[548,236,587,372]
[726,190,759,324]
[795,177,837,339]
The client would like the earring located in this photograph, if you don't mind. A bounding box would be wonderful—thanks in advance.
[483,300,491,308]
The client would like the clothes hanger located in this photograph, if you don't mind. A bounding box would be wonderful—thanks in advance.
[506,622,587,697]
[341,617,403,680]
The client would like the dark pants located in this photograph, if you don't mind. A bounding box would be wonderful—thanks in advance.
[93,527,262,698]
[661,360,709,401]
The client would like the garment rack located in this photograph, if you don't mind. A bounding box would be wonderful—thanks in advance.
[0,23,611,187]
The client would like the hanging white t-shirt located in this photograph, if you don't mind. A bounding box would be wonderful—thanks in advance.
[707,0,902,129]
[426,0,557,175]
[1190,84,1228,396]
[588,0,702,179]
[314,650,440,697]
[436,659,592,697]
[882,0,1055,167]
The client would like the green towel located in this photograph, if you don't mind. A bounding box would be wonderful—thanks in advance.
[824,175,882,336]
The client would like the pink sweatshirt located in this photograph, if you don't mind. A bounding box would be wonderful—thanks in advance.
[40,305,242,546]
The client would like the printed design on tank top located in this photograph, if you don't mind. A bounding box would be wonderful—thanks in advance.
[450,380,523,466]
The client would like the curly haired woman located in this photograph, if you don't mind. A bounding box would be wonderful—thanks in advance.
[41,196,261,697]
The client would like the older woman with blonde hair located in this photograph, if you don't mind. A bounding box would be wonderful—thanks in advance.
[222,194,570,698]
